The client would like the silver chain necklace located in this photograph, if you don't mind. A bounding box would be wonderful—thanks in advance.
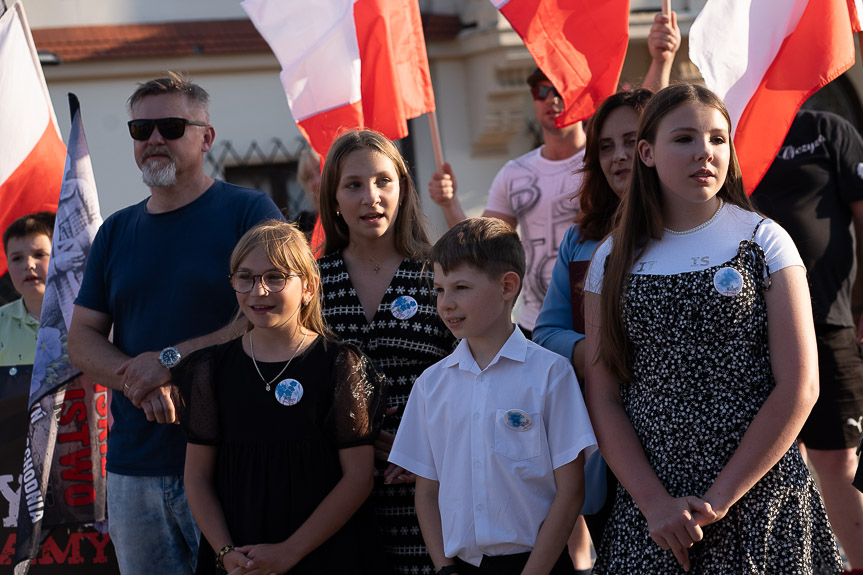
[249,329,308,391]
[664,199,724,235]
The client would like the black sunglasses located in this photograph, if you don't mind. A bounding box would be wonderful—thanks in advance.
[531,84,562,101]
[127,117,208,141]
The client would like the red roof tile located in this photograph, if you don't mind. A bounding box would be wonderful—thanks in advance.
[32,14,463,64]
[32,19,270,63]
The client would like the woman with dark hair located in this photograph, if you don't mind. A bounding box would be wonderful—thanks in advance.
[584,84,840,573]
[534,89,653,377]
[317,129,457,574]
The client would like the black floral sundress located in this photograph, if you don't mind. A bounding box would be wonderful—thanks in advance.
[593,222,842,574]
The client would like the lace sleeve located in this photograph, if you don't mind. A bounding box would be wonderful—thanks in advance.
[171,344,222,445]
[327,343,387,448]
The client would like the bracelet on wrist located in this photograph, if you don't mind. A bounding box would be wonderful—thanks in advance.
[435,565,459,575]
[215,545,235,571]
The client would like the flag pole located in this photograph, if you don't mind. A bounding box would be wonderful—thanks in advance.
[428,110,444,171]
[662,0,671,16]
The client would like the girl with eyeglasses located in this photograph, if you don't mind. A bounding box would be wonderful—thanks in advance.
[584,84,841,573]
[175,219,388,574]
[317,129,457,575]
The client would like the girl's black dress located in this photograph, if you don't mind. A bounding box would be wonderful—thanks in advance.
[175,335,386,574]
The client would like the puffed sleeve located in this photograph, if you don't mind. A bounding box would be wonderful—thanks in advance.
[326,343,387,448]
[172,345,222,446]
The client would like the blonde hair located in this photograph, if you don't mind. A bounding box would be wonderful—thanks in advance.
[230,220,329,337]
[319,129,431,258]
[297,147,322,197]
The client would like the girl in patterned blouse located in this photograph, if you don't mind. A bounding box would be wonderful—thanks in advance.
[318,130,457,575]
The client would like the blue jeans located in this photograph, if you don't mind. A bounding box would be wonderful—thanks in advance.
[107,473,200,575]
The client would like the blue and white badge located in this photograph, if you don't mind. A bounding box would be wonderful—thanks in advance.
[391,295,418,320]
[504,409,533,431]
[275,379,303,406]
[8,367,17,376]
[713,267,743,297]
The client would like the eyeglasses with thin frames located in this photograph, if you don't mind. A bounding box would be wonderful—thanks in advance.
[228,271,299,294]
[127,117,208,141]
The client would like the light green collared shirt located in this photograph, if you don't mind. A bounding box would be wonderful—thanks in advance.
[0,298,39,366]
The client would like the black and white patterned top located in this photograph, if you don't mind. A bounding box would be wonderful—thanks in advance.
[318,252,457,574]
[592,223,842,574]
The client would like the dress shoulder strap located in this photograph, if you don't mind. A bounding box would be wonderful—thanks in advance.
[749,217,767,241]
[743,218,771,291]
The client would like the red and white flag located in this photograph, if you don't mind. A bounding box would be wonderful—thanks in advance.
[690,0,861,193]
[0,1,66,275]
[491,0,631,128]
[241,0,435,159]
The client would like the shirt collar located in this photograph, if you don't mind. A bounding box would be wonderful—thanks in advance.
[6,298,39,327]
[442,326,528,375]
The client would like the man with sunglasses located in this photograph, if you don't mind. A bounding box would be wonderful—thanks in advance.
[429,67,587,341]
[69,72,282,575]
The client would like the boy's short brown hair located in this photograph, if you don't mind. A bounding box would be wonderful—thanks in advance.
[431,217,525,294]
[3,211,55,255]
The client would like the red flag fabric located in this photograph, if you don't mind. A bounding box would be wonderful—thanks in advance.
[690,0,860,193]
[0,1,65,275]
[491,0,631,128]
[242,0,435,159]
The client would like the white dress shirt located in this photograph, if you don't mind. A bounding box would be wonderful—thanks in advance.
[389,327,596,566]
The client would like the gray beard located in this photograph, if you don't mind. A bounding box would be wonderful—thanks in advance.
[142,160,177,187]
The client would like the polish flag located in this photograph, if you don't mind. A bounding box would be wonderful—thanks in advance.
[241,0,435,159]
[690,0,861,193]
[0,1,66,275]
[491,0,631,128]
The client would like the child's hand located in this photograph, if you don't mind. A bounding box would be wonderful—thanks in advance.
[382,464,416,485]
[374,407,399,461]
[232,543,296,575]
[221,549,251,574]
[374,430,396,461]
[643,495,716,572]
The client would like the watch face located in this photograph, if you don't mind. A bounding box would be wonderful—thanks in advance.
[160,347,181,367]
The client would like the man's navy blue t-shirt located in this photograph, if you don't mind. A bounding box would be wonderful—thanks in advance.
[75,180,283,476]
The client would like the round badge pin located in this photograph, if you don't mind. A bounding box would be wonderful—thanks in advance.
[274,378,304,406]
[504,409,532,431]
[713,267,743,297]
[8,367,17,376]
[391,295,418,320]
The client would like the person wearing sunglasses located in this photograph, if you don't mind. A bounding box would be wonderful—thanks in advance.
[430,65,587,344]
[69,71,282,575]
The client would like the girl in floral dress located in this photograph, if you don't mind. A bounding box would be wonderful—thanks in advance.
[584,84,841,574]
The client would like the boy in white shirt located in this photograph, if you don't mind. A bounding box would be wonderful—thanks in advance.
[389,217,596,575]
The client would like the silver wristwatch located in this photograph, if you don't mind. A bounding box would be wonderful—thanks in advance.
[158,346,182,369]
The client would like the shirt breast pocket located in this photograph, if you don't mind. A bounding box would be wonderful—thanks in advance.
[493,409,542,461]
